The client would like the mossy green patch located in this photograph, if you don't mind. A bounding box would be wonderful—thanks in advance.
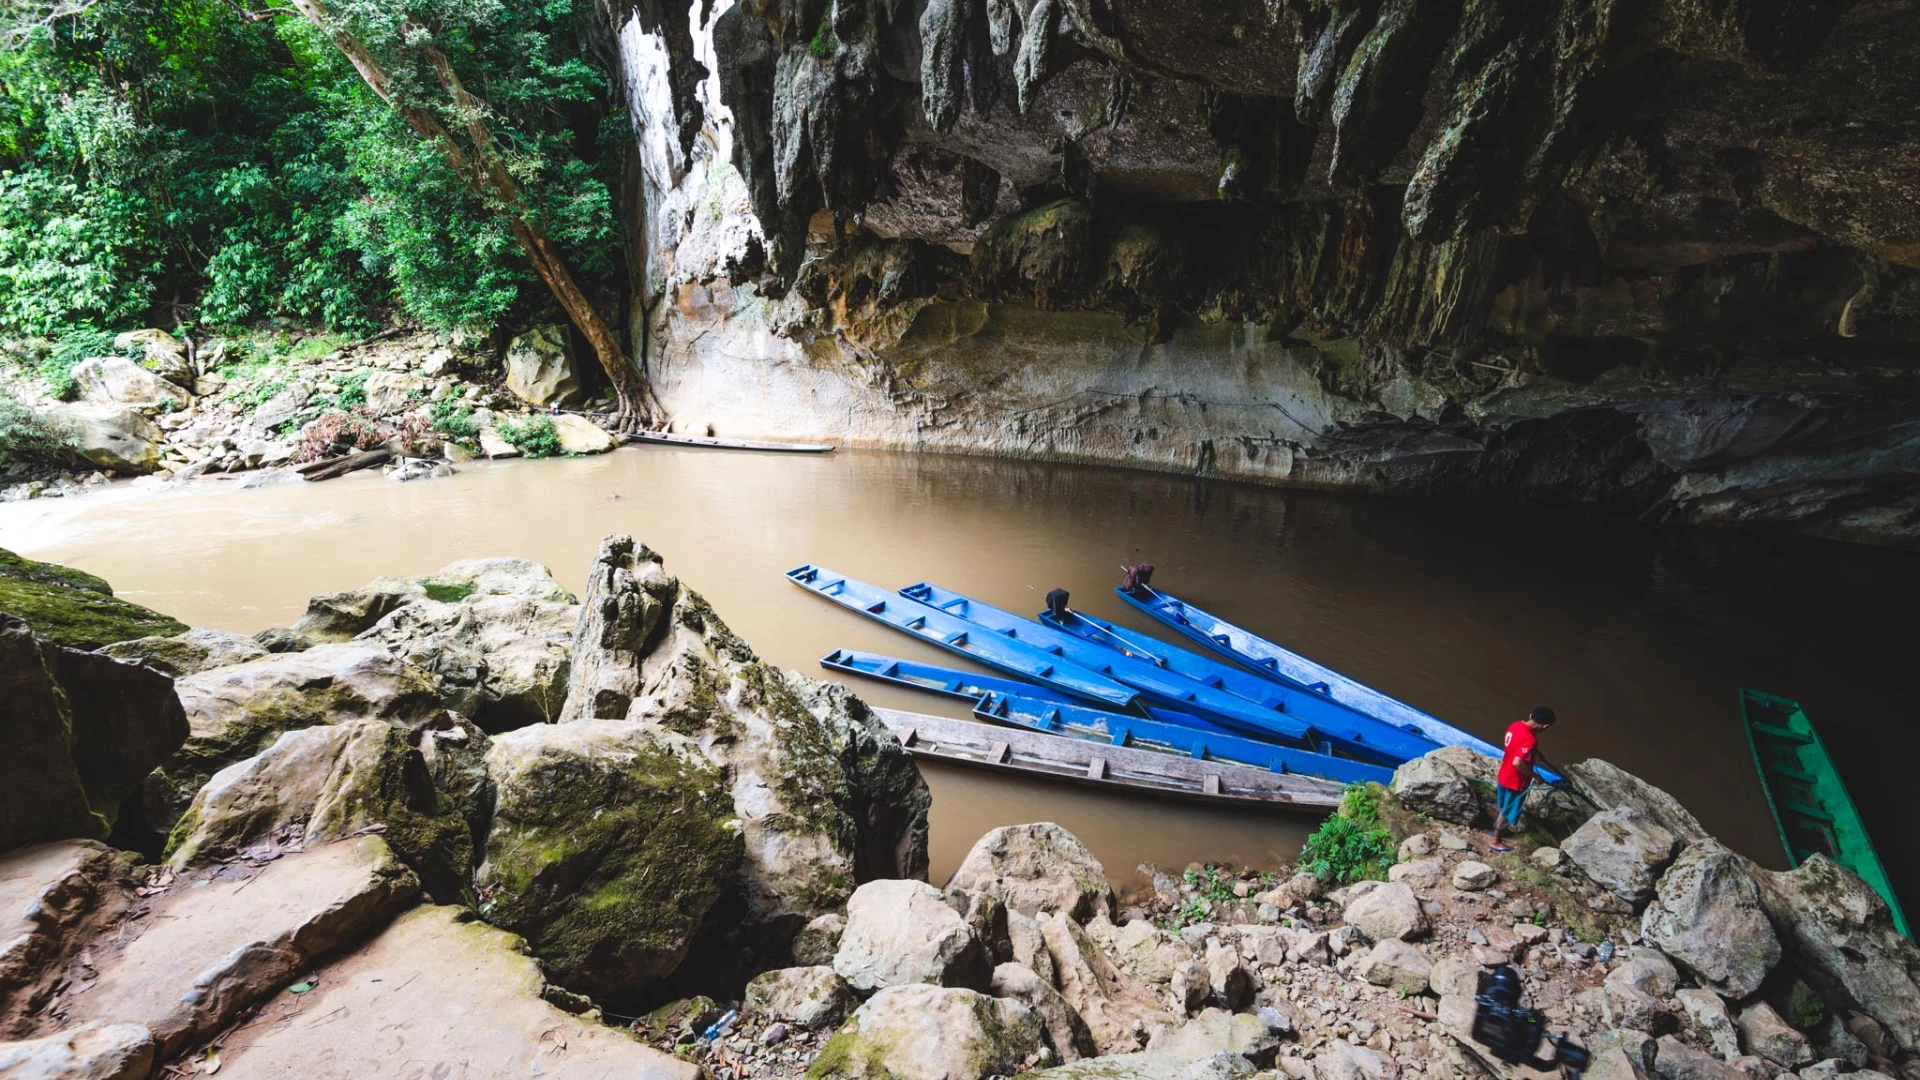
[0,547,186,648]
[480,731,744,1007]
[419,580,475,604]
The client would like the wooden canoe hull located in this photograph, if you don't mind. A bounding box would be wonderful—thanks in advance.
[1740,688,1909,936]
[627,431,835,453]
[871,708,1343,811]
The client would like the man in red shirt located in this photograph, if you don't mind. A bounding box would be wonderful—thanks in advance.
[1489,706,1556,852]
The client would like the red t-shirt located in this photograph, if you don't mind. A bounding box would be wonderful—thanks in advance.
[1497,720,1537,791]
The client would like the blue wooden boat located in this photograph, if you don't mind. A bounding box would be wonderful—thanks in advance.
[822,647,1261,740]
[973,692,1393,786]
[1115,584,1559,782]
[786,566,1142,712]
[898,581,1321,751]
[1037,607,1442,765]
[821,648,1086,706]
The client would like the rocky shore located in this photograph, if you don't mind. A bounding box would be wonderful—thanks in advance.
[0,325,622,500]
[2,539,1916,1080]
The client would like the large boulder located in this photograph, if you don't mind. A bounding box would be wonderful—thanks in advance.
[1040,910,1177,1055]
[148,643,449,831]
[359,594,577,732]
[551,413,616,454]
[1603,952,1682,1034]
[1676,988,1740,1060]
[1640,843,1781,999]
[418,557,578,603]
[1738,1002,1815,1068]
[946,822,1115,922]
[1751,854,1920,1053]
[1567,760,1712,847]
[1357,938,1432,994]
[1564,808,1682,905]
[745,965,858,1030]
[164,718,486,903]
[0,547,186,648]
[833,878,990,992]
[475,719,742,1008]
[71,356,191,409]
[504,324,582,407]
[560,535,930,953]
[361,370,424,415]
[113,329,193,385]
[1342,881,1430,942]
[1653,1035,1748,1080]
[0,615,188,851]
[47,403,164,473]
[290,576,428,643]
[1147,1008,1282,1067]
[102,628,268,677]
[992,961,1097,1062]
[1389,746,1494,825]
[805,984,1043,1080]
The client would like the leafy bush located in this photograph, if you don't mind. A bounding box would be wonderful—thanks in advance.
[0,395,76,463]
[294,407,383,462]
[1182,865,1238,906]
[1298,784,1397,886]
[429,398,480,443]
[332,369,371,408]
[496,414,561,458]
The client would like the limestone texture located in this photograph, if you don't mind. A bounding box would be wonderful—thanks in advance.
[946,822,1116,922]
[804,984,1043,1080]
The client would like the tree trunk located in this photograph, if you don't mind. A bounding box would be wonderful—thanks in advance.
[288,0,666,426]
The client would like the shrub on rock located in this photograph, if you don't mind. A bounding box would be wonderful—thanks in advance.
[476,719,743,1007]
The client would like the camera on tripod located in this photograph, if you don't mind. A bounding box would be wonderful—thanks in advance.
[1471,966,1592,1076]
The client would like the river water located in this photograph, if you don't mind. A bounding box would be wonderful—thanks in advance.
[1,447,1913,908]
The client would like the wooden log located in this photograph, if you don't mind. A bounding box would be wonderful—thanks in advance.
[295,449,391,481]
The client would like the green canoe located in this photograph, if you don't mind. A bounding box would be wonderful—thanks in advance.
[1740,689,1909,937]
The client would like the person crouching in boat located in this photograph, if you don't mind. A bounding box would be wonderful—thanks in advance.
[1489,706,1556,852]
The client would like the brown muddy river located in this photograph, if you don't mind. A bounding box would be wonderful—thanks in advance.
[1,447,1913,908]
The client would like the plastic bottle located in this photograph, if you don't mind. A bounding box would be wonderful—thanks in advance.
[701,1009,739,1042]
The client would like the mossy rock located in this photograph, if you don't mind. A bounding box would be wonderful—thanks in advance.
[477,720,744,1008]
[0,546,186,648]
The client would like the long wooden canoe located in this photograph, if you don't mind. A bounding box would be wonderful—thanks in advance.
[787,566,1142,711]
[870,708,1344,811]
[1740,689,1909,936]
[627,431,835,453]
[822,648,1084,707]
[972,692,1393,786]
[1037,605,1442,764]
[1115,584,1558,782]
[898,582,1321,750]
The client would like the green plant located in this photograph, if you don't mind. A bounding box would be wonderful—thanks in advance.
[496,413,561,458]
[1298,783,1397,886]
[1177,896,1210,924]
[332,369,372,408]
[35,329,120,400]
[429,398,480,443]
[1183,865,1238,906]
[808,14,835,58]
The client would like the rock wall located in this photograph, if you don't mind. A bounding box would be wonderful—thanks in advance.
[609,0,1920,549]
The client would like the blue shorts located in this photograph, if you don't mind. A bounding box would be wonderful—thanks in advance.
[1496,783,1530,825]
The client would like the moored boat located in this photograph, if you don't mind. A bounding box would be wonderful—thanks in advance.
[1740,688,1909,937]
[869,708,1345,811]
[787,566,1141,711]
[821,648,1084,706]
[1038,605,1442,763]
[627,431,836,453]
[897,581,1319,750]
[1115,584,1551,780]
[972,692,1393,786]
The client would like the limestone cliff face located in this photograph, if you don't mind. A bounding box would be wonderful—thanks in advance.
[609,0,1920,548]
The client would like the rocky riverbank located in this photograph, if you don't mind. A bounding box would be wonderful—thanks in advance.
[1,541,1916,1080]
[0,325,624,500]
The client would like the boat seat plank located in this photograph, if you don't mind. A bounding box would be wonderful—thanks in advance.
[1780,801,1836,824]
[1752,721,1814,745]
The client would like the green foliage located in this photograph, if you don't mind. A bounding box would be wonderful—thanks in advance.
[808,14,835,58]
[0,0,624,338]
[35,328,121,399]
[1177,896,1210,923]
[496,413,560,458]
[324,368,371,409]
[1182,865,1238,906]
[1298,783,1397,886]
[429,397,479,443]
